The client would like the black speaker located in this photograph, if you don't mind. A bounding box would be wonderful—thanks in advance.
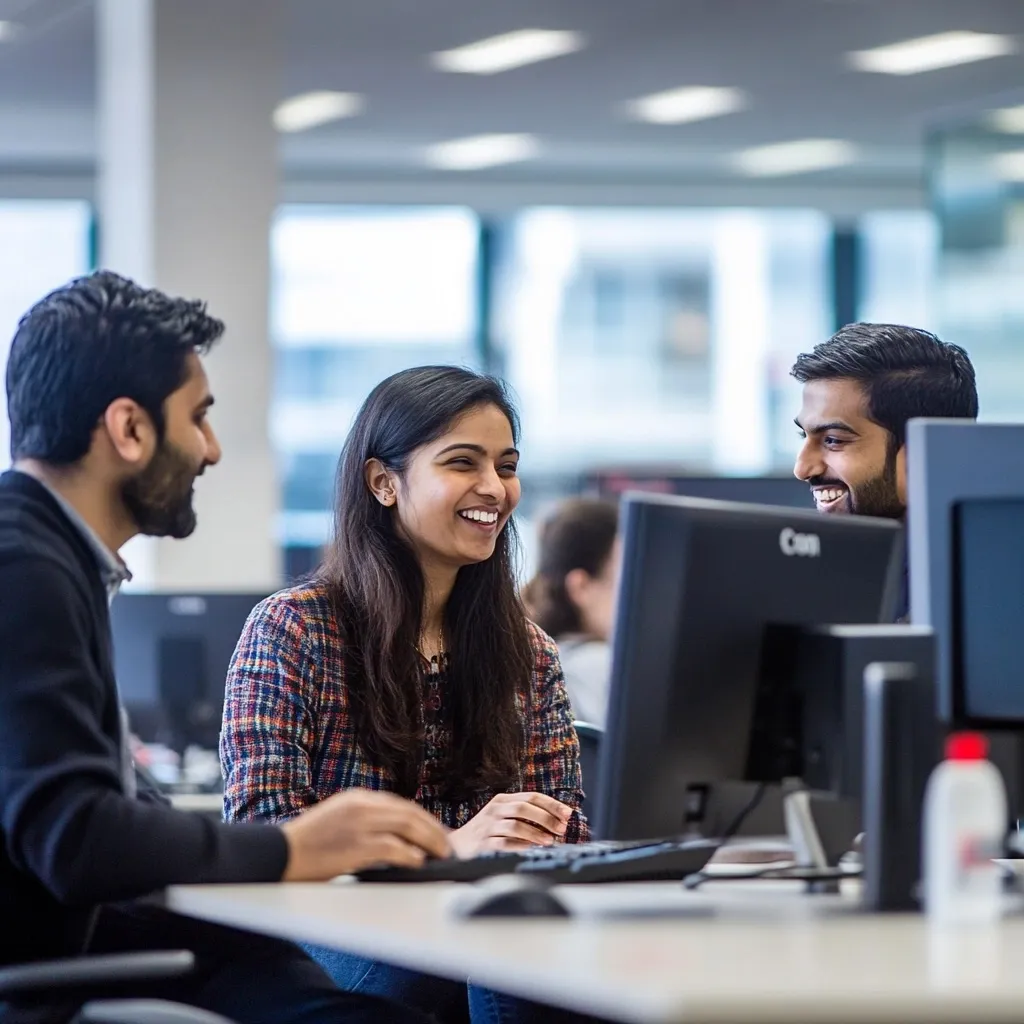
[862,661,942,912]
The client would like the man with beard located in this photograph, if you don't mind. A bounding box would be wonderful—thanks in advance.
[791,322,978,621]
[0,272,450,1023]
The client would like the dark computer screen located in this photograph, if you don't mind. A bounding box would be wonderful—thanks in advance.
[593,493,903,842]
[954,498,1024,724]
[110,592,267,752]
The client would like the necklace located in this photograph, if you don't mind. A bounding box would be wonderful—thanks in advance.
[417,624,446,675]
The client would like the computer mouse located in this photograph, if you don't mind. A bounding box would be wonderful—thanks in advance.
[448,875,571,919]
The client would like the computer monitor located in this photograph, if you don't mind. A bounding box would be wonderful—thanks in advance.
[110,592,267,753]
[953,499,1024,724]
[593,493,903,842]
[788,623,936,800]
[908,419,1024,727]
[586,470,812,510]
[907,419,1024,823]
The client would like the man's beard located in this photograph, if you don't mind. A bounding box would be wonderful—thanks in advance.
[122,439,202,539]
[848,445,905,520]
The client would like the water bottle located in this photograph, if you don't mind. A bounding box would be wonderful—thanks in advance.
[922,731,1007,923]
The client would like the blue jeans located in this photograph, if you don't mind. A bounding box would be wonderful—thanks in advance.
[303,945,608,1024]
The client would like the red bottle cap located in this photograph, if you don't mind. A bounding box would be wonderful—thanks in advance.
[945,732,989,761]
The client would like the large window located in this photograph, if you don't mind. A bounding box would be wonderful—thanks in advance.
[270,205,480,555]
[483,208,833,570]
[491,208,832,481]
[858,210,939,332]
[930,126,1024,423]
[270,203,940,576]
[0,201,93,468]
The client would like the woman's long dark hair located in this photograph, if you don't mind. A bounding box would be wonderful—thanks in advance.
[522,498,619,639]
[320,366,532,798]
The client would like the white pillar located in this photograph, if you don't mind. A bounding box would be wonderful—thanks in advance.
[96,0,281,591]
[709,212,772,475]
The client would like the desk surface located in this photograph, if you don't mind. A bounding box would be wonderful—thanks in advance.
[167,879,1024,1023]
[168,792,223,813]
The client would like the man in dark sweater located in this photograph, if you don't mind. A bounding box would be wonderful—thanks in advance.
[0,272,449,1022]
[790,323,979,622]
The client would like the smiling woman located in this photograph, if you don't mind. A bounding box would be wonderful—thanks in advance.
[220,365,590,1023]
[362,400,522,604]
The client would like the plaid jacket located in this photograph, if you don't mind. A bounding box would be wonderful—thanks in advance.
[220,582,589,843]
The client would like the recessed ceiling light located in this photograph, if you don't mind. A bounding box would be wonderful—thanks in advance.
[990,105,1024,134]
[273,91,364,133]
[624,86,747,125]
[993,150,1024,182]
[424,134,540,171]
[848,31,1016,75]
[430,29,584,75]
[733,139,857,177]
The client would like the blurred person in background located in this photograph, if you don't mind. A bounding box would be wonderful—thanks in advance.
[221,366,602,1024]
[523,498,620,728]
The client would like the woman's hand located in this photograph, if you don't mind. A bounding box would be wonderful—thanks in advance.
[450,792,574,858]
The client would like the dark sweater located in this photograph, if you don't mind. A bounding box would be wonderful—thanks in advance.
[0,471,288,966]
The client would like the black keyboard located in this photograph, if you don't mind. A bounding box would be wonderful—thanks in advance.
[517,838,718,883]
[354,838,718,884]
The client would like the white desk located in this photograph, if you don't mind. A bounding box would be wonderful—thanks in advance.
[168,793,223,814]
[166,879,1024,1023]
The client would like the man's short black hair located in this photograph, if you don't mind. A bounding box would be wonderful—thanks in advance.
[5,270,224,464]
[790,323,978,449]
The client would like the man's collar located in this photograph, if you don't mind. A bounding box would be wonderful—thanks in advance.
[14,469,132,599]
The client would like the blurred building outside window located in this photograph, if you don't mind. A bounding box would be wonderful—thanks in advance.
[490,207,833,491]
[270,205,480,574]
[857,209,939,333]
[269,202,943,579]
[930,125,1024,424]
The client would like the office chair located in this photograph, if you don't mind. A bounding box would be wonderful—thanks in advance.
[573,720,603,821]
[0,950,234,1023]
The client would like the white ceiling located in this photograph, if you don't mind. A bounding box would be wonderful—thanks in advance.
[0,0,1022,192]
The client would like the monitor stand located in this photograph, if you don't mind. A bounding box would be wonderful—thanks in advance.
[782,778,828,868]
[781,778,842,893]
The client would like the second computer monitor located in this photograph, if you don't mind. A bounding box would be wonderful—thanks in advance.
[907,419,1024,727]
[110,592,267,753]
[593,493,903,841]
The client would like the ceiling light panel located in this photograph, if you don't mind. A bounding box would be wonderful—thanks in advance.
[990,105,1024,134]
[273,91,364,133]
[993,150,1024,182]
[430,29,584,75]
[424,134,540,171]
[625,86,747,125]
[848,31,1016,76]
[733,138,857,177]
